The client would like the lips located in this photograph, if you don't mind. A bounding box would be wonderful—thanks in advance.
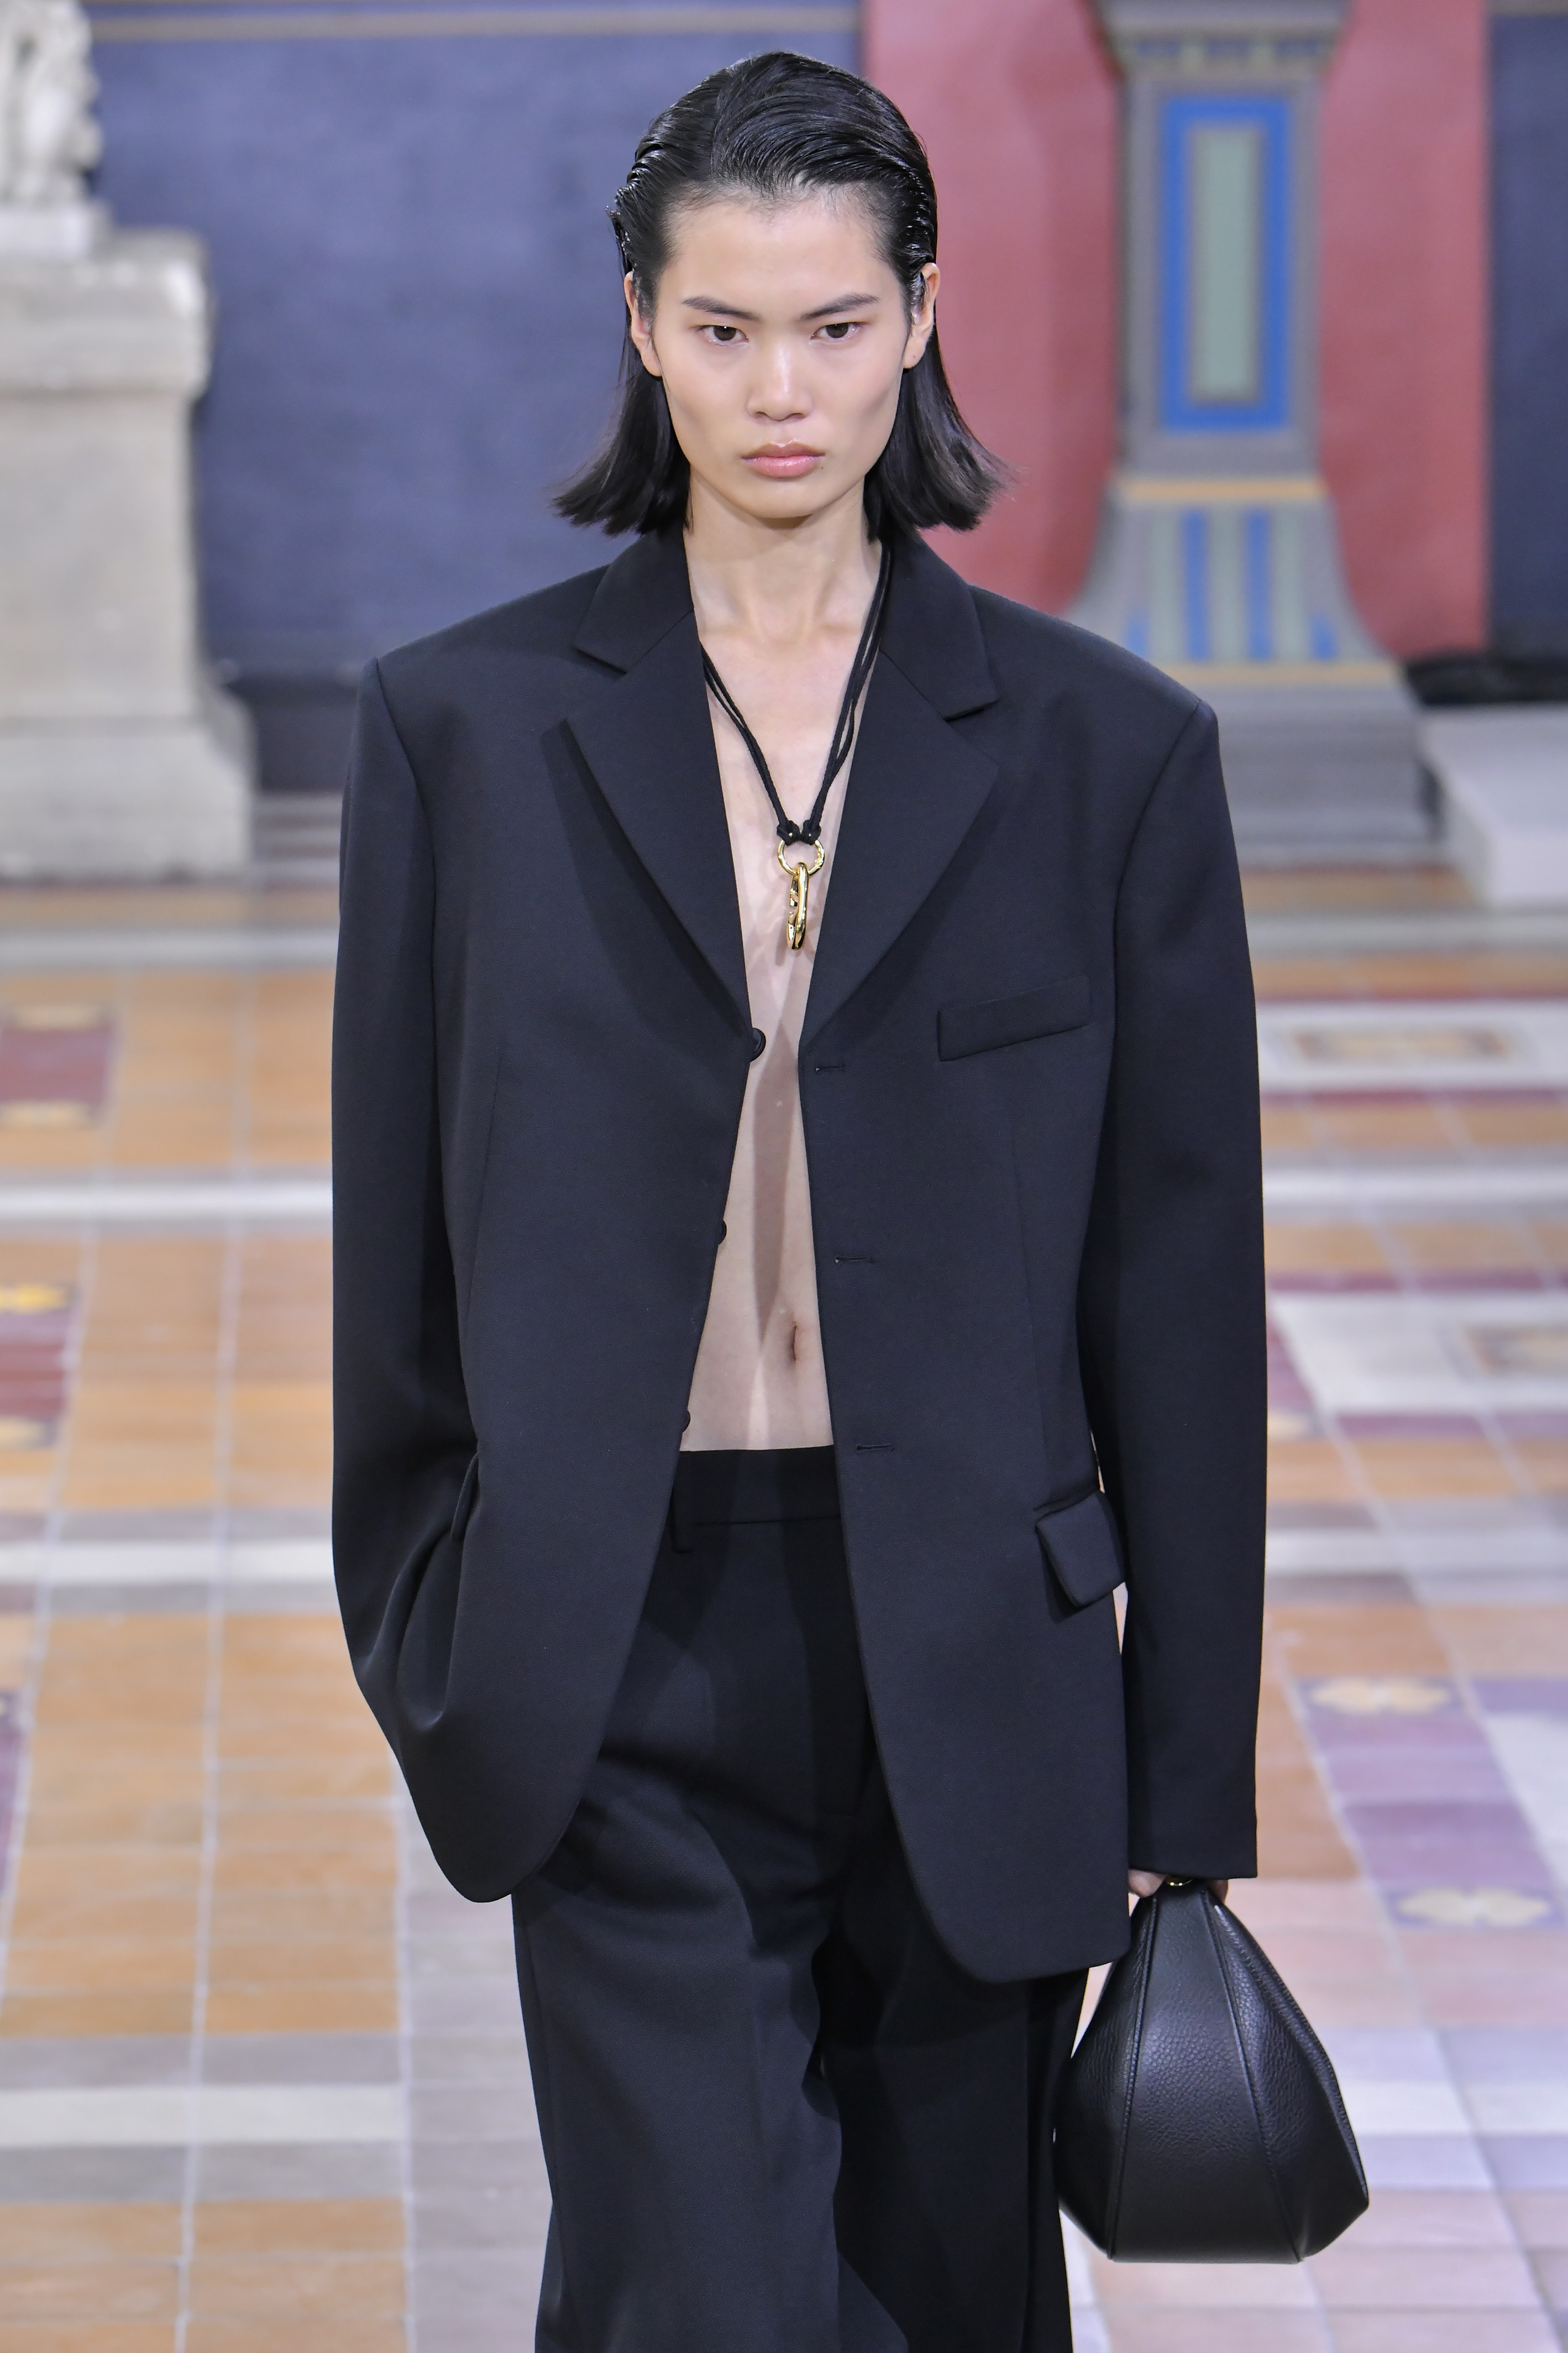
[742,445,825,478]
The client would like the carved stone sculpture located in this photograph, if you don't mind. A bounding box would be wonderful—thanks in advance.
[0,0,253,875]
[0,0,101,206]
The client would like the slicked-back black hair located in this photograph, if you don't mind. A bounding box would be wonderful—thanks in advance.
[554,50,1005,538]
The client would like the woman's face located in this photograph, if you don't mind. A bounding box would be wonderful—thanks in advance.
[627,189,937,531]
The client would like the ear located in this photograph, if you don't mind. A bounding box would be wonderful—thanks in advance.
[902,262,940,372]
[625,271,663,379]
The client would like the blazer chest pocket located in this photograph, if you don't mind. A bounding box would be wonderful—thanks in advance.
[1036,1489,1124,1609]
[938,974,1091,1061]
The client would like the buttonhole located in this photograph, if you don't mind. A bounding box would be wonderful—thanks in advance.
[814,1062,845,1074]
[856,1441,895,1453]
[833,1254,875,1265]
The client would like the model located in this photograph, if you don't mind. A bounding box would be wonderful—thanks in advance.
[332,49,1266,2353]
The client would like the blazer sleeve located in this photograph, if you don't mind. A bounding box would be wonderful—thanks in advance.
[1077,701,1267,1881]
[331,662,476,1765]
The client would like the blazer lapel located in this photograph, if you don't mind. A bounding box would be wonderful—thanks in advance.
[804,536,1000,1049]
[564,536,749,1024]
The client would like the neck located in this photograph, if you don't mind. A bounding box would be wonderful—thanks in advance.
[684,474,880,649]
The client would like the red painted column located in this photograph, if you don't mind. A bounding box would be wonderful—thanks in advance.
[863,0,1119,612]
[1320,0,1488,657]
[867,0,1488,657]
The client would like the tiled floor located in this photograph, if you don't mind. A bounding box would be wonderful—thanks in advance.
[0,865,1566,2351]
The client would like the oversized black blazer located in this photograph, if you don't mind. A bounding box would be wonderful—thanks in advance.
[332,526,1266,1983]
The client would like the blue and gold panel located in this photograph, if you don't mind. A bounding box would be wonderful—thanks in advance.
[1158,92,1291,435]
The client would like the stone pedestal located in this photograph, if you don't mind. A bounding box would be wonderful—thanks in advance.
[1077,0,1427,861]
[0,219,253,877]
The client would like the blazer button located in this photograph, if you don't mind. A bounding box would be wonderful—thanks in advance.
[749,1028,767,1060]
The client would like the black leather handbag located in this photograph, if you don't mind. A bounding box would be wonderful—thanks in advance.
[1054,1879,1368,2262]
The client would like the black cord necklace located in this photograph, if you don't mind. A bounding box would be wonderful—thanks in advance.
[701,538,892,951]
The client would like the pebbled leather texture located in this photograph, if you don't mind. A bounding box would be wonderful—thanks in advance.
[1055,1880,1368,2262]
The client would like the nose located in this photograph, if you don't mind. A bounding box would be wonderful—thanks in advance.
[748,338,809,424]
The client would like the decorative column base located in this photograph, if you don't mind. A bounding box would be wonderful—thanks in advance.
[0,222,256,879]
[0,684,252,880]
[1072,472,1429,859]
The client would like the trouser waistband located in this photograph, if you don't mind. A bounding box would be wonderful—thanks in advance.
[668,1446,840,1550]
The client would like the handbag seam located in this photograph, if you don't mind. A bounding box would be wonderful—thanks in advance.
[1204,1894,1300,2258]
[1108,1896,1157,2257]
[1214,1905,1370,2223]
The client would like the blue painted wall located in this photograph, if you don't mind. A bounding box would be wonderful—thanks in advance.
[90,9,857,673]
[1491,13,1568,653]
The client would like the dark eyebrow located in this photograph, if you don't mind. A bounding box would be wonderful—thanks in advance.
[678,292,882,322]
[680,297,759,319]
[800,292,881,320]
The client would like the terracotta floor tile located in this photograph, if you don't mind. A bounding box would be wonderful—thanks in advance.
[0,2263,179,2323]
[4,1937,196,1994]
[209,1849,397,1894]
[183,2323,405,2353]
[1267,1223,1393,1282]
[1527,1220,1568,1274]
[207,1888,395,1939]
[202,1985,399,2035]
[206,1936,394,1986]
[186,2253,403,2319]
[1268,1605,1451,1677]
[1387,1221,1541,1277]
[11,1844,204,1901]
[24,1806,204,1849]
[1434,1607,1568,1675]
[0,2329,177,2353]
[0,1127,103,1173]
[30,1721,206,1760]
[215,1759,389,1804]
[0,1989,194,2037]
[1261,1104,1322,1152]
[1268,1439,1365,1505]
[24,1765,205,1810]
[1286,1976,1428,2026]
[1233,1928,1397,1981]
[1451,1100,1568,1149]
[1310,1103,1457,1154]
[1348,1438,1519,1501]
[6,1890,199,1941]
[0,2210,181,2261]
[214,1807,396,1853]
[41,1618,207,1664]
[216,1726,386,1771]
[1512,1440,1568,1496]
[191,2202,402,2257]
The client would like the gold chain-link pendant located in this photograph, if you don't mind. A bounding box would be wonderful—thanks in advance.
[778,838,826,951]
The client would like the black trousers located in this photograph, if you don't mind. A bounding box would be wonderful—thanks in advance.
[512,1447,1085,2353]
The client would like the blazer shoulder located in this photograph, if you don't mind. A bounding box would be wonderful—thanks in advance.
[970,585,1204,734]
[374,562,612,708]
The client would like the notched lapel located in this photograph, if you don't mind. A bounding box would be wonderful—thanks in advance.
[564,613,749,1026]
[804,646,998,1051]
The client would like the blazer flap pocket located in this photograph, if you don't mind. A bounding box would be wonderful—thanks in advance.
[1036,1489,1124,1608]
[938,975,1091,1061]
